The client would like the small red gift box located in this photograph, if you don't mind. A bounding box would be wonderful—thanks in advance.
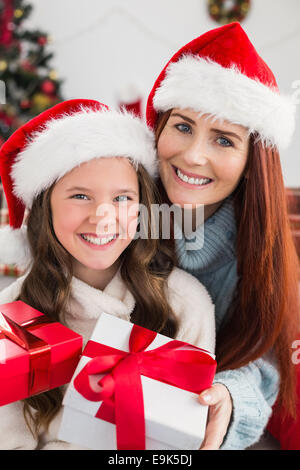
[0,301,83,406]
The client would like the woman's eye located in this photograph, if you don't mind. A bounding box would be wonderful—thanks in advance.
[71,194,89,200]
[216,136,233,147]
[114,195,130,202]
[175,123,192,134]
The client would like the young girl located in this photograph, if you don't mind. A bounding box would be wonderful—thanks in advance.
[146,22,300,449]
[0,99,215,450]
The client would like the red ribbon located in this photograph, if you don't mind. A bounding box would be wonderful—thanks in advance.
[74,323,216,450]
[0,310,53,396]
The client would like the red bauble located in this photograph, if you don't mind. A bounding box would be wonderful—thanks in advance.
[37,36,47,46]
[20,60,36,73]
[41,80,55,95]
[20,99,31,110]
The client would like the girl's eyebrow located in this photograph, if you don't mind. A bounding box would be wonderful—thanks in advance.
[170,113,196,124]
[66,186,138,196]
[66,186,91,192]
[112,189,138,196]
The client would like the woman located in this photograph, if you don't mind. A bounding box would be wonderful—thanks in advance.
[146,22,300,449]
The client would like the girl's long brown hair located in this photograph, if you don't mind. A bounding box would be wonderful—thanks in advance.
[156,112,300,418]
[18,164,178,437]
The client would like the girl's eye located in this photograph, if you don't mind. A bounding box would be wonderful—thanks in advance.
[71,194,89,200]
[216,136,233,147]
[114,195,130,202]
[175,123,192,134]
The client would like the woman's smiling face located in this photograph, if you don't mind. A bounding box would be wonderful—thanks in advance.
[157,108,250,212]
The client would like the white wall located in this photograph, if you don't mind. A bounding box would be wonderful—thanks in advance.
[26,0,300,187]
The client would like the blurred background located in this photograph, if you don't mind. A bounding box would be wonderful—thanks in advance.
[0,0,300,281]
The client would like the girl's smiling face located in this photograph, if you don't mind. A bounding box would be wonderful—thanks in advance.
[50,157,139,285]
[157,108,250,214]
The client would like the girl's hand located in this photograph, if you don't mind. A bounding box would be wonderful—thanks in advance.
[198,383,233,450]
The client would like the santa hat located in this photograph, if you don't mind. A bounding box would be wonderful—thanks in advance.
[0,99,157,269]
[146,22,296,151]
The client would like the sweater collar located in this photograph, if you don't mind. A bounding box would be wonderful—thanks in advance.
[69,268,135,321]
[175,196,237,272]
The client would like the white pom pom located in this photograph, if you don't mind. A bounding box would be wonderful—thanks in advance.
[0,225,32,270]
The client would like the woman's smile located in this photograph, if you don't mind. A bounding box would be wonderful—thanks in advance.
[171,164,214,189]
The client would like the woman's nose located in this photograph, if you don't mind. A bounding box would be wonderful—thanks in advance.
[181,136,209,166]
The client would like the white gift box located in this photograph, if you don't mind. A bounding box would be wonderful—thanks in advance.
[58,313,215,450]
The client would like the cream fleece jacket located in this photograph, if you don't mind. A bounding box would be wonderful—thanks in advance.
[0,266,215,450]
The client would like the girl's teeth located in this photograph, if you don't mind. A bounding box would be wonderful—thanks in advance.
[80,234,116,245]
[176,168,211,185]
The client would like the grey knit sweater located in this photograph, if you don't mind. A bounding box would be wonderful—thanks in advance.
[175,197,279,450]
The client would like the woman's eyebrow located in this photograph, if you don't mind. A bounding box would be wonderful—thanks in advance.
[170,113,244,143]
[170,113,196,124]
[211,128,243,143]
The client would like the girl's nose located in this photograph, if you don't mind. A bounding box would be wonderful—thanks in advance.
[88,203,117,233]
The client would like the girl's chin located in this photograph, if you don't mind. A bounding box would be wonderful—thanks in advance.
[72,256,118,272]
[81,261,117,271]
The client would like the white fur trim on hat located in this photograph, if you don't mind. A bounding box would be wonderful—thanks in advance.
[153,55,296,151]
[11,108,157,207]
[0,225,31,270]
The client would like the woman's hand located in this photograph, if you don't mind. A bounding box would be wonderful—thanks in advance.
[198,383,233,450]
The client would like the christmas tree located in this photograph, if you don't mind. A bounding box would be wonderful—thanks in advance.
[0,0,63,145]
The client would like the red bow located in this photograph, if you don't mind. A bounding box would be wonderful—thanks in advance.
[0,308,53,396]
[74,323,216,450]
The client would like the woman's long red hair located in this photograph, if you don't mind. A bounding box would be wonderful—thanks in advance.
[217,135,299,417]
[156,112,300,417]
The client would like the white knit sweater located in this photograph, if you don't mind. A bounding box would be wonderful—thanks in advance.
[0,267,215,450]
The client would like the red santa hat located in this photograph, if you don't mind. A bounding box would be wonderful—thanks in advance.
[0,99,157,269]
[146,22,296,151]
